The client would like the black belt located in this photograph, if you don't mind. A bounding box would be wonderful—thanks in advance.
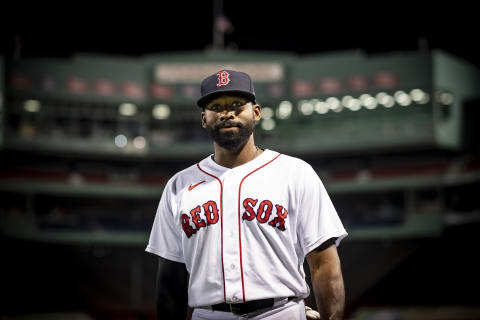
[210,296,297,315]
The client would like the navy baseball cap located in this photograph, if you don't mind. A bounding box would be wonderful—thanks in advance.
[197,70,256,108]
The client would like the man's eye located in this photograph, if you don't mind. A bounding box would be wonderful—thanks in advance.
[232,101,243,107]
[210,105,220,111]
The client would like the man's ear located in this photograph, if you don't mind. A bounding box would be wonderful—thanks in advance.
[253,104,262,123]
[201,111,207,128]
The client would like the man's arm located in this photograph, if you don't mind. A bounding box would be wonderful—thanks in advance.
[306,238,345,320]
[156,257,189,320]
[186,274,193,320]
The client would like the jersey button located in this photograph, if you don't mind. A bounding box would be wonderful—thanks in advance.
[230,263,235,270]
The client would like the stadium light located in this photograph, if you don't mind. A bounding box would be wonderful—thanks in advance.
[153,104,171,119]
[261,118,276,131]
[347,98,361,111]
[24,100,41,112]
[440,92,454,105]
[394,91,412,106]
[114,134,128,148]
[299,100,314,115]
[119,103,137,116]
[326,97,340,111]
[419,93,430,104]
[133,136,146,149]
[342,96,353,108]
[314,101,329,114]
[410,89,424,102]
[276,101,292,119]
[377,92,395,108]
[262,107,274,119]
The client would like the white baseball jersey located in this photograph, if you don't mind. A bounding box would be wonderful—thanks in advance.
[146,149,347,308]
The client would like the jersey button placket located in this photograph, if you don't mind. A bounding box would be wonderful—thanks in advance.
[221,170,243,303]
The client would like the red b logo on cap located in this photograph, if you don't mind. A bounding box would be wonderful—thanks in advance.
[216,71,231,87]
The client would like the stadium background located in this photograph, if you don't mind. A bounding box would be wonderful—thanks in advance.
[1,2,479,320]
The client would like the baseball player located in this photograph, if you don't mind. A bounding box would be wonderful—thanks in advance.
[146,70,347,320]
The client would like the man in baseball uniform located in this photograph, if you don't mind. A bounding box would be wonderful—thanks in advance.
[146,70,347,319]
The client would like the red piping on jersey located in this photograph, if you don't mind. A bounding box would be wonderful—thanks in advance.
[237,153,282,302]
[196,163,226,302]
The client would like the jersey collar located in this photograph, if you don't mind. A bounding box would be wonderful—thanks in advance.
[199,149,278,176]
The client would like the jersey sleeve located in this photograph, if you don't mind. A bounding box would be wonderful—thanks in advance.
[296,164,348,257]
[145,178,185,263]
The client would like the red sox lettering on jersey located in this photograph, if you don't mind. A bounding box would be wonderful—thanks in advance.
[181,198,288,238]
[146,149,347,308]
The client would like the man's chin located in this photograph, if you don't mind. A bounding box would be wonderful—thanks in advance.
[214,133,249,149]
[207,123,254,150]
[215,139,245,150]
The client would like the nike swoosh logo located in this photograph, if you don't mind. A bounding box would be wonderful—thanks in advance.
[188,181,205,191]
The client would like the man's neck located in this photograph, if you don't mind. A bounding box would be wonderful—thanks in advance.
[212,136,262,169]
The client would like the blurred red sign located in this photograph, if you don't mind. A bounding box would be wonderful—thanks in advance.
[121,81,145,99]
[293,80,314,97]
[95,79,116,96]
[347,75,368,91]
[375,71,398,88]
[151,84,174,99]
[268,84,285,97]
[319,77,342,94]
[9,73,32,89]
[182,85,198,98]
[42,76,56,91]
[67,77,88,94]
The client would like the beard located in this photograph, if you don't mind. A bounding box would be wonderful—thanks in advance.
[206,118,256,150]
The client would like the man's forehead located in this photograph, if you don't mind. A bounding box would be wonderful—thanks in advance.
[206,94,250,105]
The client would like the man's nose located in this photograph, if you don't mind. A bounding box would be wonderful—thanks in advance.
[220,108,235,120]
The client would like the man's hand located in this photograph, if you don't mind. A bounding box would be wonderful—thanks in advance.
[306,306,321,319]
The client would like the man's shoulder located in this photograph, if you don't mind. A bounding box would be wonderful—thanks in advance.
[164,159,208,194]
[274,151,313,170]
[172,163,200,179]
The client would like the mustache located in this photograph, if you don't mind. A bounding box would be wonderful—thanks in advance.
[215,121,242,130]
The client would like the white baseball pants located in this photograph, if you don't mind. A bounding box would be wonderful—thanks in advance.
[192,299,306,320]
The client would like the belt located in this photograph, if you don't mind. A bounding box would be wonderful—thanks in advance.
[205,296,297,315]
